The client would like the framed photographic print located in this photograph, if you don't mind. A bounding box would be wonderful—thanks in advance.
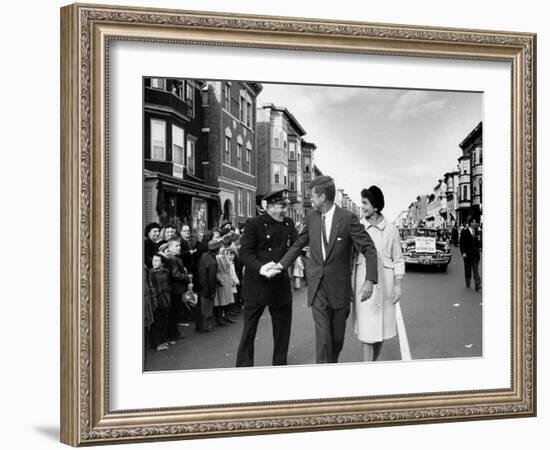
[60,3,536,446]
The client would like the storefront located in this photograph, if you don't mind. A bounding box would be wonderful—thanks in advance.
[144,172,220,234]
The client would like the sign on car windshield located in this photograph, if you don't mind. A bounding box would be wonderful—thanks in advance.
[415,236,436,253]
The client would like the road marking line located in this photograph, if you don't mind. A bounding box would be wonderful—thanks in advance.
[396,302,412,361]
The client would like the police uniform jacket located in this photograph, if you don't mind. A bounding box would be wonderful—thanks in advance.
[239,213,297,306]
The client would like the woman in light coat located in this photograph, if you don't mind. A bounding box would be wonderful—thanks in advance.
[353,185,405,361]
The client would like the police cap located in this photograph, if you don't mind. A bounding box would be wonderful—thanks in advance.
[263,188,291,205]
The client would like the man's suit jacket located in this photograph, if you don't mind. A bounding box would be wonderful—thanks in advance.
[278,205,378,309]
[459,227,481,259]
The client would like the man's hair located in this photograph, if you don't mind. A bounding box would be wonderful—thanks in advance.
[309,176,336,202]
[180,224,191,232]
[467,216,478,225]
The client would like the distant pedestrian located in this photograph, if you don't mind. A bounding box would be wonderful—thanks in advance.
[451,225,459,247]
[459,216,482,291]
[292,255,304,290]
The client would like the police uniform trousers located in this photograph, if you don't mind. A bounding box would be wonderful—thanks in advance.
[311,278,351,364]
[235,299,292,367]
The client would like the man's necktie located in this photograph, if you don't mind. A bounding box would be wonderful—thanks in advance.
[321,214,328,256]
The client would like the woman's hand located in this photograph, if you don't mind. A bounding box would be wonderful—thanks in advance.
[392,285,402,303]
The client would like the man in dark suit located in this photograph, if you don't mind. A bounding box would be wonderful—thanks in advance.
[459,216,482,291]
[235,189,298,367]
[270,176,378,364]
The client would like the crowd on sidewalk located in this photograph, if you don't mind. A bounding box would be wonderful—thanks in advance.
[143,220,306,353]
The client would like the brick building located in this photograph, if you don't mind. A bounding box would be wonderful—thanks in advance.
[201,80,263,228]
[143,77,220,233]
[457,122,483,225]
[301,139,317,215]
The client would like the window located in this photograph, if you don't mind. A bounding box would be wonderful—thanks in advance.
[171,125,184,164]
[224,83,231,110]
[150,78,166,90]
[478,147,483,164]
[151,119,166,160]
[240,97,246,123]
[273,164,280,184]
[274,137,280,148]
[463,185,468,201]
[170,80,183,98]
[289,141,296,160]
[201,89,209,106]
[237,143,243,170]
[185,82,195,117]
[225,136,231,164]
[283,166,288,186]
[246,144,251,164]
[246,101,252,128]
[249,192,254,217]
[290,173,296,191]
[238,189,243,215]
[304,157,311,173]
[186,135,196,175]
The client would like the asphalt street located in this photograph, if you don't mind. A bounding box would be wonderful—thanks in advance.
[145,246,482,372]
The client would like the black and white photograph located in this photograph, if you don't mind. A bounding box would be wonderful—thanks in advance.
[142,78,483,372]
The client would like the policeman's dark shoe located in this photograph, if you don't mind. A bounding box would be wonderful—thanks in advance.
[475,286,482,292]
[216,320,228,326]
[222,317,235,324]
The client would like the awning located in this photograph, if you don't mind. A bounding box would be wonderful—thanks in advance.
[160,180,220,202]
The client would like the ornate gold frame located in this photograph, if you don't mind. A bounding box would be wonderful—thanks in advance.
[60,3,536,446]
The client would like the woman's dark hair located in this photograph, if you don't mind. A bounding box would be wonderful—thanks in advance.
[309,176,336,202]
[361,185,385,213]
[144,222,161,237]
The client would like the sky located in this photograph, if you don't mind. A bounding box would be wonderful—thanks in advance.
[256,83,482,223]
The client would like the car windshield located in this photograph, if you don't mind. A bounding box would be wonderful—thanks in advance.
[402,229,437,239]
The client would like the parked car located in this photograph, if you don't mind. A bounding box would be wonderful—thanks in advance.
[400,227,452,272]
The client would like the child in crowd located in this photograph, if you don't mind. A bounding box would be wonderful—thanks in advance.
[214,241,235,326]
[147,254,172,351]
[165,238,190,342]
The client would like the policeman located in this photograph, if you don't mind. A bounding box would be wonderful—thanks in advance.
[236,189,297,367]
